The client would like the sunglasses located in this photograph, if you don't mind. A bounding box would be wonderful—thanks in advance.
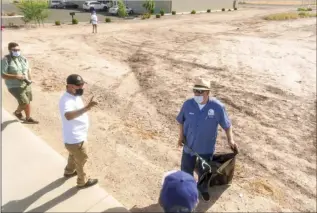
[193,89,205,94]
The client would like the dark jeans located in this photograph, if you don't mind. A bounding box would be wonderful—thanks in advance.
[181,150,213,193]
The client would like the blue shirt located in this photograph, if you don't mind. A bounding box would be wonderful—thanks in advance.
[176,98,231,155]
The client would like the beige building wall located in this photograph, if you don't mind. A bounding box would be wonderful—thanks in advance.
[172,0,236,12]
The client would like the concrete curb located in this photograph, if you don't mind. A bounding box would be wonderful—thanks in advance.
[1,108,129,212]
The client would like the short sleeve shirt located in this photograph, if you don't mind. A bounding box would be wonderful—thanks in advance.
[1,55,29,88]
[59,92,89,144]
[176,98,231,155]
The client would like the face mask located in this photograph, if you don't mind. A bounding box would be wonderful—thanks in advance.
[75,88,84,96]
[11,51,21,57]
[194,96,204,104]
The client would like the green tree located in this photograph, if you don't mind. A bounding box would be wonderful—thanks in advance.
[117,0,127,17]
[17,0,49,26]
[142,0,155,14]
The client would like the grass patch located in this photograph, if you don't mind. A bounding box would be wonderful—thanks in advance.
[156,14,161,18]
[264,12,316,20]
[141,13,151,19]
[105,17,111,22]
[55,20,60,25]
[297,7,312,11]
[72,18,78,24]
[191,10,196,14]
[172,11,176,15]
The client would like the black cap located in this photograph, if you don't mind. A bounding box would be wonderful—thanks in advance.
[66,74,86,86]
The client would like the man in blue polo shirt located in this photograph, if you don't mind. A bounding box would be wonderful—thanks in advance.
[176,78,238,201]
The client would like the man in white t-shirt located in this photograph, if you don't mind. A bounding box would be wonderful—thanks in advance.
[59,74,98,189]
[90,11,98,33]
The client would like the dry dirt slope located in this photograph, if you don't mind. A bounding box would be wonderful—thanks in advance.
[2,7,316,212]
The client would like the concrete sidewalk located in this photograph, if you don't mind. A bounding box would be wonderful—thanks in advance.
[1,108,129,212]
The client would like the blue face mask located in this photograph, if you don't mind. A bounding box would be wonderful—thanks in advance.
[194,96,204,104]
[11,51,21,57]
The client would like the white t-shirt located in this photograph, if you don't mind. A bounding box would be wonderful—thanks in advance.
[91,14,98,24]
[59,92,89,144]
[198,104,206,110]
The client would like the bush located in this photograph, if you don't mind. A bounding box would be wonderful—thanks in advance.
[72,18,78,24]
[141,13,151,19]
[234,8,237,10]
[222,8,225,11]
[172,11,176,15]
[105,17,111,22]
[191,10,196,14]
[307,8,312,11]
[13,0,19,3]
[17,0,49,26]
[117,0,127,17]
[156,14,160,18]
[160,9,164,16]
[297,7,312,11]
[207,9,211,13]
[143,0,155,14]
[55,20,60,25]
[228,9,231,11]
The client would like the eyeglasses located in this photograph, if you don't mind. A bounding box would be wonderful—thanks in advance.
[11,49,20,51]
[193,89,205,94]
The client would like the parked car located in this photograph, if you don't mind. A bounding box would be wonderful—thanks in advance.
[83,1,107,11]
[50,0,62,8]
[97,0,112,9]
[56,2,79,9]
[108,6,133,15]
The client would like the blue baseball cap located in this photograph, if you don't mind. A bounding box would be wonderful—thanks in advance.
[160,170,198,212]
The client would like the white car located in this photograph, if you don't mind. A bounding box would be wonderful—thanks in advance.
[108,6,133,15]
[83,1,107,11]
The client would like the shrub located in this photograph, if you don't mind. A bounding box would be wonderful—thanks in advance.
[72,18,78,24]
[105,17,111,22]
[156,14,160,18]
[13,0,19,3]
[307,8,312,11]
[55,20,60,25]
[297,7,305,11]
[17,0,49,26]
[234,8,238,10]
[222,8,225,11]
[141,13,151,19]
[143,0,155,14]
[172,11,176,15]
[117,0,127,17]
[160,9,164,16]
[228,9,231,11]
[191,10,196,14]
[207,9,211,13]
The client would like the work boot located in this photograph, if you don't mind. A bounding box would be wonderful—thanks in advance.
[77,178,98,189]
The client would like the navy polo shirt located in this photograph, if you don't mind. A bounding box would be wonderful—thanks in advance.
[176,98,231,155]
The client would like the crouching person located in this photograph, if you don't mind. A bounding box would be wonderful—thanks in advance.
[159,170,199,212]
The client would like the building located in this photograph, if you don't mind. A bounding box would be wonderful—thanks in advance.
[125,0,238,14]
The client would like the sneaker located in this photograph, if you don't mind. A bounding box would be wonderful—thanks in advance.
[64,171,77,178]
[24,117,39,124]
[14,111,23,120]
[77,178,98,189]
[201,192,210,202]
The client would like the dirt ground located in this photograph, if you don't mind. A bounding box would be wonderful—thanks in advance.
[2,6,316,212]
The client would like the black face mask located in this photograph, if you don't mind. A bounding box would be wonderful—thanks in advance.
[75,88,84,96]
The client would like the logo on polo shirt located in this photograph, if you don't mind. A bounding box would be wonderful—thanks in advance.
[208,109,215,118]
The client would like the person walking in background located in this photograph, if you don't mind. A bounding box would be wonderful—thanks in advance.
[1,42,38,124]
[90,11,98,33]
[176,78,238,201]
[59,74,98,189]
[159,170,199,212]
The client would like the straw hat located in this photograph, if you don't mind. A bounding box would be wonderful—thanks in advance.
[193,78,210,90]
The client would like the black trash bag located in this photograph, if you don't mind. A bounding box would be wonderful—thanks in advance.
[197,152,237,188]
